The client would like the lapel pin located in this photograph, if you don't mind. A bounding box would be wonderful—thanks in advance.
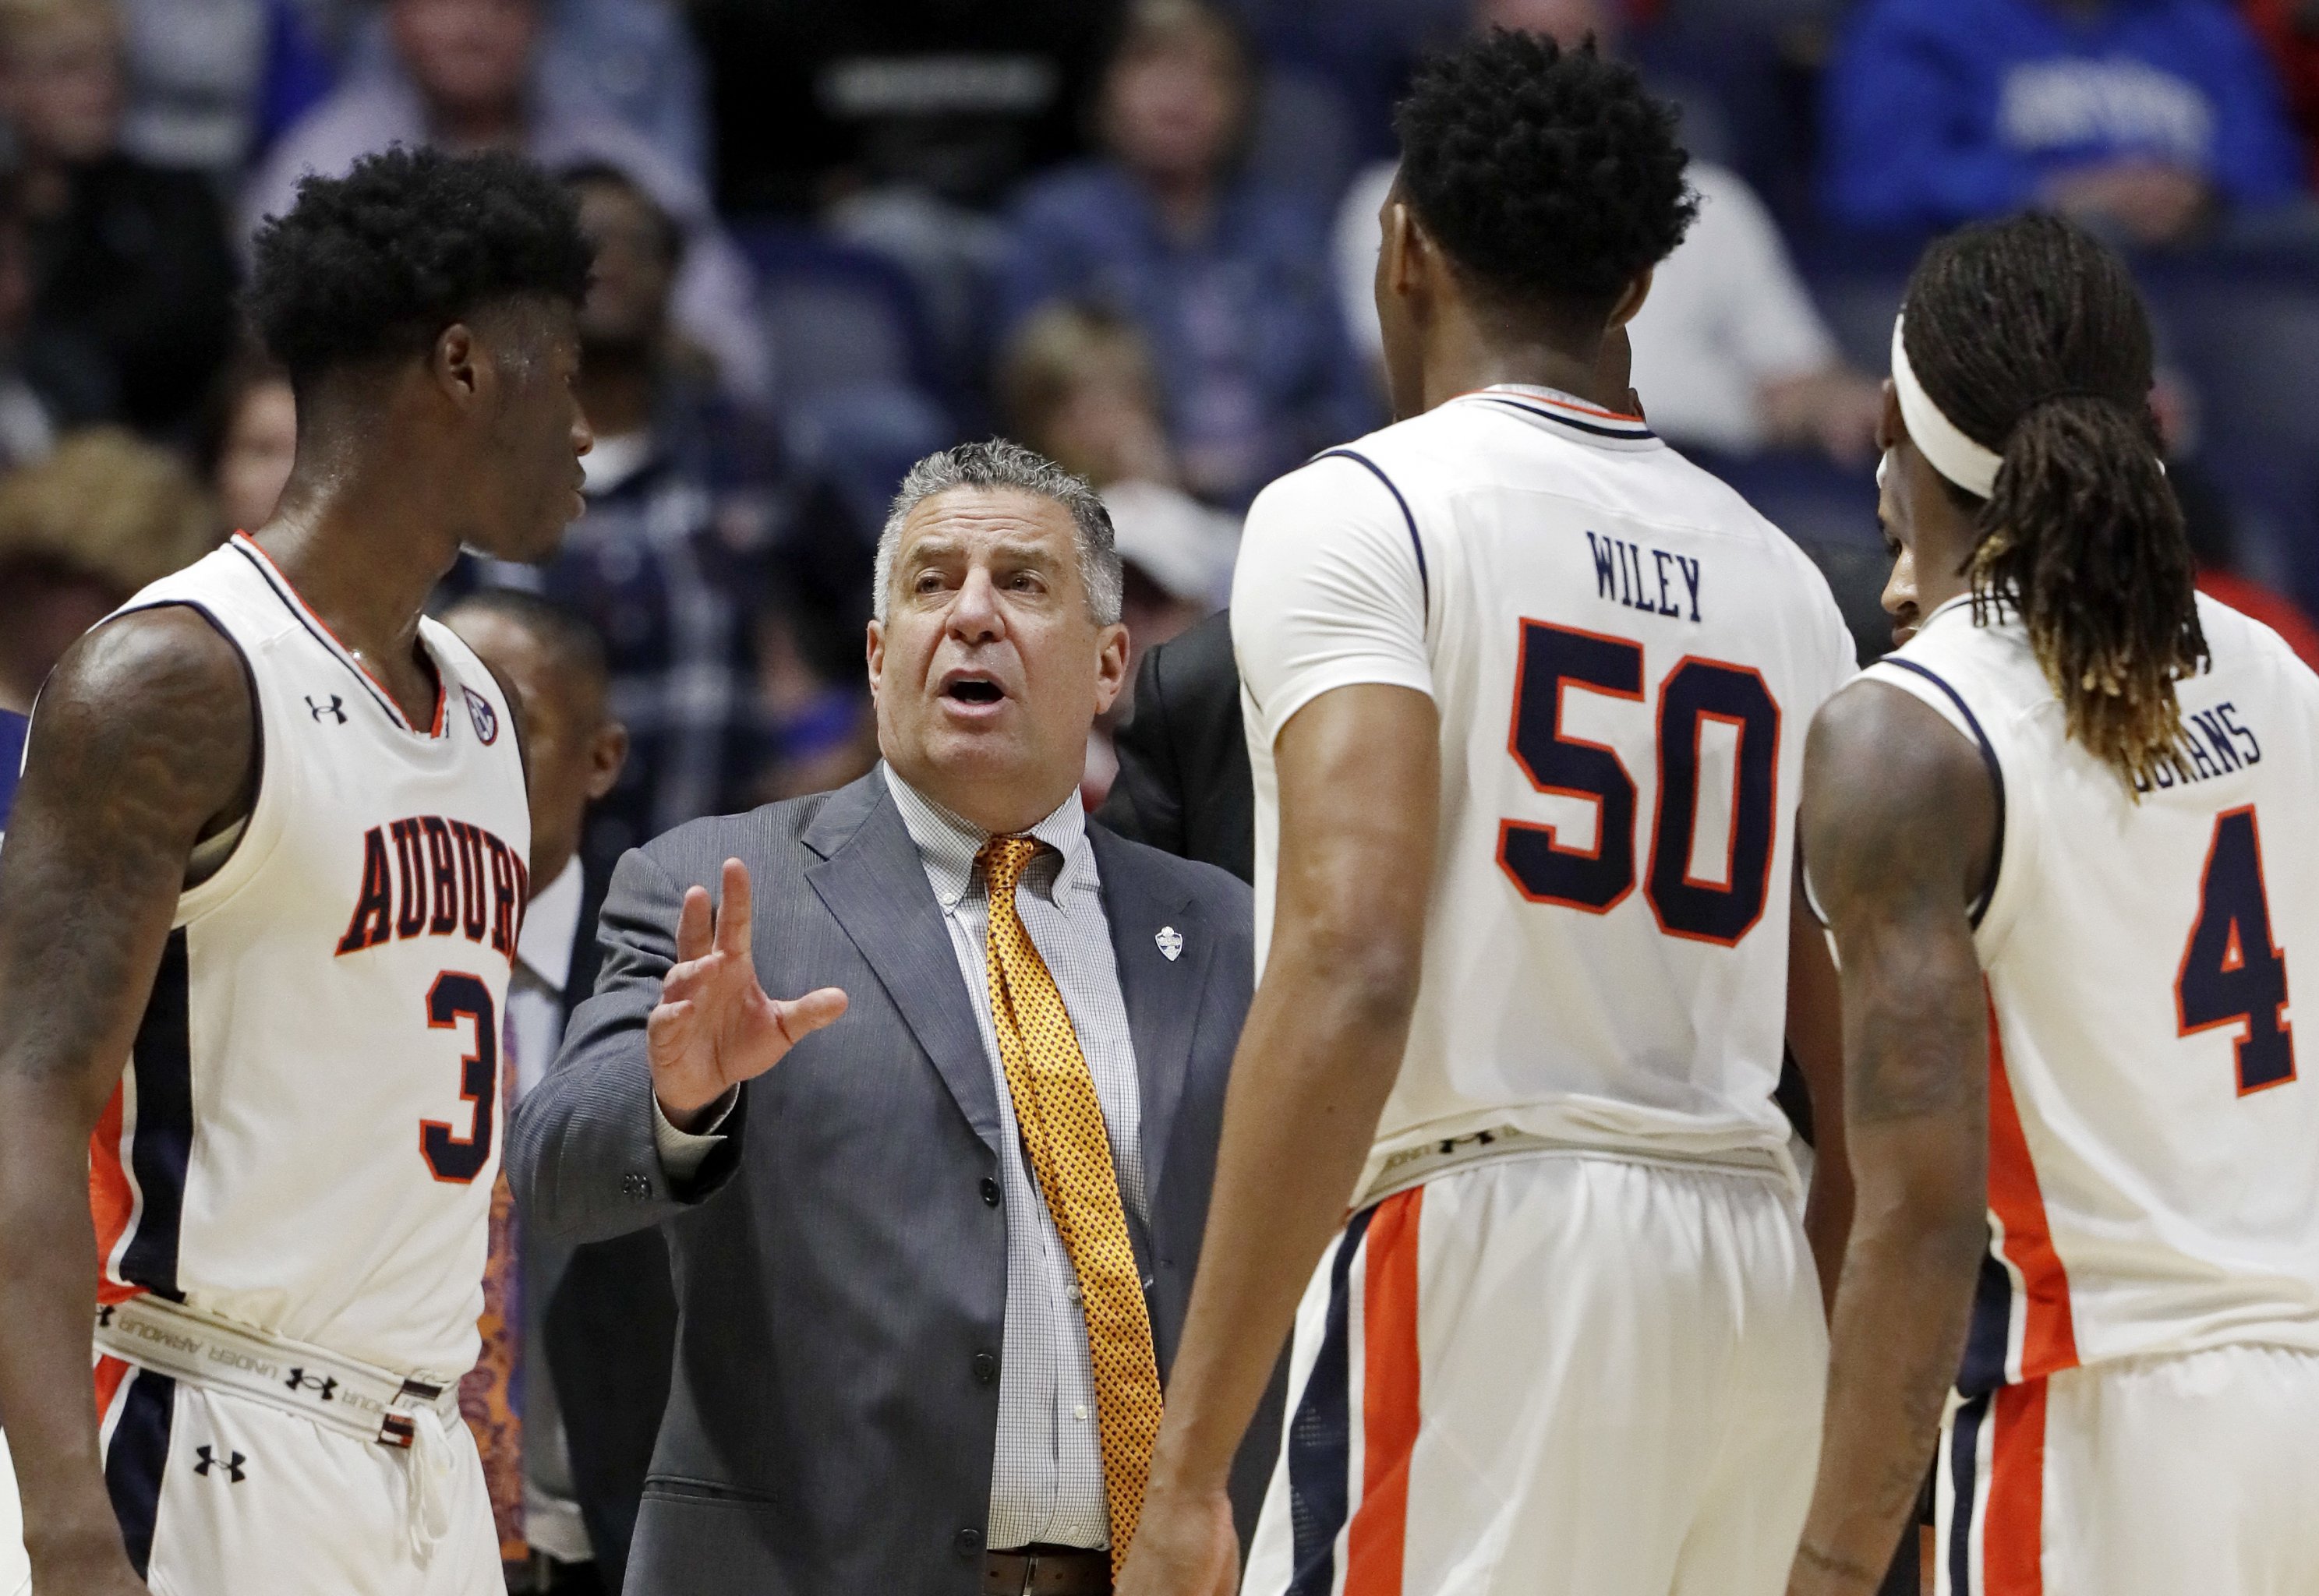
[1155,926,1183,962]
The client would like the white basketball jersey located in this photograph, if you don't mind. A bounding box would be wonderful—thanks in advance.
[1863,593,2319,1389]
[1234,387,1856,1199]
[84,534,529,1380]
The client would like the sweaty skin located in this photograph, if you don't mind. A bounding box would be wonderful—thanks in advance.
[0,298,586,1596]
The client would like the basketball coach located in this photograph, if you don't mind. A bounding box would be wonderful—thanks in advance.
[511,440,1254,1595]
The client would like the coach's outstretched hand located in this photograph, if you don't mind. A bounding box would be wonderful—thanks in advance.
[649,857,847,1129]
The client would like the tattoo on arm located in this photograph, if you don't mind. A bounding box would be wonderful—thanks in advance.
[1787,680,1996,1594]
[0,606,253,1573]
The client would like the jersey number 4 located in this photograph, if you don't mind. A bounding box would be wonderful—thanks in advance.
[2176,806,2296,1095]
[421,972,499,1182]
[1499,620,1780,945]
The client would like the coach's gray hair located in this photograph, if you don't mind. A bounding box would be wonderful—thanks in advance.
[872,439,1125,627]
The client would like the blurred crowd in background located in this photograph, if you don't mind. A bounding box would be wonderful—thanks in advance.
[9,0,2319,865]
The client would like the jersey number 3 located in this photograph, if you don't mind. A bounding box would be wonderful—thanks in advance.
[422,972,499,1182]
[1499,621,1780,945]
[2177,806,2296,1095]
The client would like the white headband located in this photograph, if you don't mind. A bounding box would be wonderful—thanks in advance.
[1889,314,2002,500]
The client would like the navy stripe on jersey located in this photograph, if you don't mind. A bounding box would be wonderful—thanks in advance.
[1947,1389,1992,1596]
[225,537,411,730]
[1314,448,1429,614]
[119,929,193,1300]
[1285,1203,1379,1596]
[1957,1245,2017,1397]
[105,1366,177,1579]
[1470,392,1657,443]
[1880,656,2007,927]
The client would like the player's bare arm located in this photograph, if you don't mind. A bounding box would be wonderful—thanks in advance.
[1119,682,1440,1596]
[1787,679,1996,1596]
[0,607,254,1596]
[647,857,848,1129]
[1787,850,1853,1317]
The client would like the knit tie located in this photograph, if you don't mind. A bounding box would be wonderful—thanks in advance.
[979,835,1162,1573]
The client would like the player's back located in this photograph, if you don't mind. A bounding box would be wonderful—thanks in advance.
[84,535,529,1382]
[1866,592,2319,1386]
[1236,387,1854,1200]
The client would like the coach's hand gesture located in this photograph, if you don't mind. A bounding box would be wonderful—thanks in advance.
[649,858,847,1129]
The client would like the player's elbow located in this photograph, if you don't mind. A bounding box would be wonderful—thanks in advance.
[1285,910,1426,1032]
[1853,1137,1987,1274]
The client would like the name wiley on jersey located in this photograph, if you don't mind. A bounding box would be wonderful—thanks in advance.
[334,815,528,961]
[1587,530,1704,623]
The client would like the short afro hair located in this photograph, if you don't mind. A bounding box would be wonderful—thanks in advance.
[1395,31,1695,311]
[248,146,594,389]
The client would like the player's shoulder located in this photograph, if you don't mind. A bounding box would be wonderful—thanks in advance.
[2190,587,2319,701]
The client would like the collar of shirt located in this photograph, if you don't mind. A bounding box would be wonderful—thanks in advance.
[879,764,1094,908]
[517,856,586,994]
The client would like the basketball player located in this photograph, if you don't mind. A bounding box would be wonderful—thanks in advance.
[1787,216,2319,1596]
[0,147,592,1595]
[1119,32,1857,1596]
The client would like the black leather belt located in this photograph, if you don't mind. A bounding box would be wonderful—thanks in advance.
[983,1544,1111,1595]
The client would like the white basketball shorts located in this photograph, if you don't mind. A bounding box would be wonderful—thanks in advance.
[94,1355,501,1595]
[1937,1342,2319,1595]
[1243,1150,1828,1596]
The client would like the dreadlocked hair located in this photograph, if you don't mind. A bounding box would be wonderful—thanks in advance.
[1900,212,2205,789]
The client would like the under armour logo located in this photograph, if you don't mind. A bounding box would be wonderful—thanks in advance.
[193,1445,246,1483]
[306,694,346,724]
[284,1368,338,1401]
[94,1305,115,1328]
[1155,926,1183,962]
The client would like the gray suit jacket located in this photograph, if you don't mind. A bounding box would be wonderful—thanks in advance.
[510,769,1255,1595]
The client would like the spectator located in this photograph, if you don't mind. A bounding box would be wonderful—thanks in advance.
[0,172,112,473]
[344,0,709,185]
[998,303,1234,631]
[998,302,1238,806]
[998,0,1376,508]
[1336,0,1883,465]
[246,0,770,401]
[464,164,859,883]
[115,0,334,181]
[2244,0,2319,182]
[0,0,240,438]
[197,348,296,535]
[0,425,218,829]
[1823,0,2308,242]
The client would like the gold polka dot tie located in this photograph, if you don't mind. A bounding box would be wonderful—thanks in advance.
[979,835,1162,1573]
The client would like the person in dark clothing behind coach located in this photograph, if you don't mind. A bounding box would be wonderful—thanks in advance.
[446,591,664,1596]
[0,0,239,440]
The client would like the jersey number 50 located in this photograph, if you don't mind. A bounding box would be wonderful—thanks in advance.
[2176,806,2296,1095]
[1499,620,1780,946]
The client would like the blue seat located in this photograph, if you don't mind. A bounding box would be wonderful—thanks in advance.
[730,221,960,522]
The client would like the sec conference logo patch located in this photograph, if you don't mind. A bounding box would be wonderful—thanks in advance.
[465,687,500,745]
